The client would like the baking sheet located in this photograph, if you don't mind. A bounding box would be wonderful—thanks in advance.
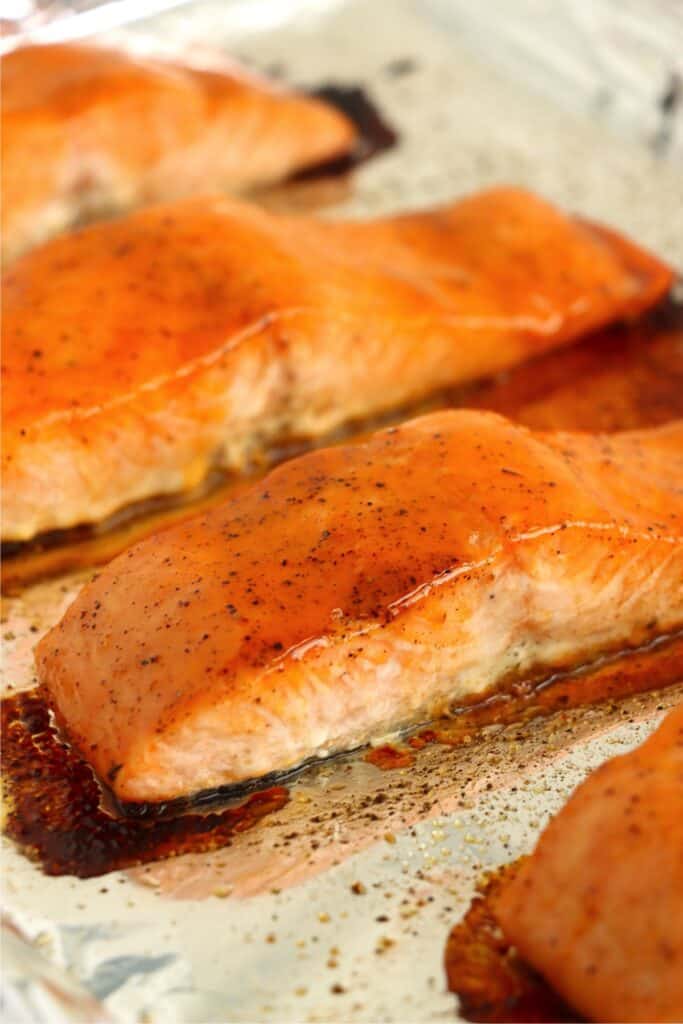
[2,1,683,1021]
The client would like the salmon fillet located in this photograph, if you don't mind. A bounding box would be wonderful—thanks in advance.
[495,703,683,1023]
[2,188,673,541]
[474,308,683,432]
[36,409,683,804]
[5,309,681,596]
[1,42,355,262]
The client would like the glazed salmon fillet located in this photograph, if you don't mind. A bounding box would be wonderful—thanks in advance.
[36,410,683,804]
[474,308,683,432]
[4,307,681,596]
[495,703,683,1023]
[2,188,673,541]
[1,42,355,262]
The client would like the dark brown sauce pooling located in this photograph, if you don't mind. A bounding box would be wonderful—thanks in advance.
[444,865,582,1022]
[3,633,680,878]
[1,690,288,878]
[297,84,398,179]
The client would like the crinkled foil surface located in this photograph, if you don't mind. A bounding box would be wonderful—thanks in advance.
[2,1,682,1021]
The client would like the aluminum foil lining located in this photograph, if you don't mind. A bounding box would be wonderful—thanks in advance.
[2,1,683,1021]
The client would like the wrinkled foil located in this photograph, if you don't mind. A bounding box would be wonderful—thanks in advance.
[2,2,683,1021]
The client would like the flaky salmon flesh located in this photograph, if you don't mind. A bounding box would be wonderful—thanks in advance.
[2,187,673,542]
[36,409,683,804]
[1,42,356,262]
[496,702,683,1023]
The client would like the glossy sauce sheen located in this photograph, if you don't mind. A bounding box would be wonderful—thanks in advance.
[36,410,683,803]
[3,187,673,541]
[1,42,356,262]
[4,635,681,877]
[400,633,683,753]
[3,303,681,592]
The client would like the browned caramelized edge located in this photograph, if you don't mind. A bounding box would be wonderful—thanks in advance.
[444,864,582,1022]
[2,630,681,877]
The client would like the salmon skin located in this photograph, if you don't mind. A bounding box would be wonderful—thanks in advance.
[1,42,356,263]
[2,187,673,542]
[495,703,683,1023]
[36,409,683,804]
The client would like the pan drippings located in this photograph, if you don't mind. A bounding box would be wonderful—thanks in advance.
[444,865,582,1023]
[3,633,680,878]
[2,690,288,878]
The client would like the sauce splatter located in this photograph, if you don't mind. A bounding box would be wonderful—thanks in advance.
[1,690,288,878]
[365,744,415,770]
[444,865,581,1022]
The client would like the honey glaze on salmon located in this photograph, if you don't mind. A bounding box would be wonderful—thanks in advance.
[2,42,357,263]
[1,391,458,594]
[36,410,683,804]
[3,632,681,877]
[3,188,674,543]
[446,697,683,1022]
[4,301,681,594]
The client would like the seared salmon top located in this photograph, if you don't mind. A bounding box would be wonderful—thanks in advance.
[3,188,673,541]
[36,410,683,802]
[1,41,356,262]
